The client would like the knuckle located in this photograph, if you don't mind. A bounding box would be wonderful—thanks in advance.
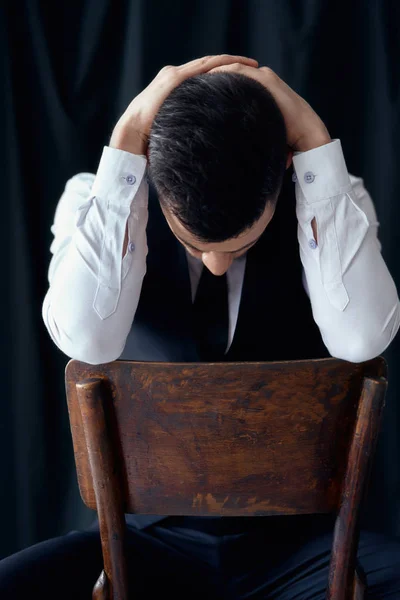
[260,66,275,76]
[160,65,175,73]
[160,65,179,81]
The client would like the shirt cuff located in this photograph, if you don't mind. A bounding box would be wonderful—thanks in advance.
[293,138,367,312]
[91,146,148,207]
[89,146,149,319]
[292,139,352,204]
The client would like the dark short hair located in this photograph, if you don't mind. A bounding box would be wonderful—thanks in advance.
[148,71,288,243]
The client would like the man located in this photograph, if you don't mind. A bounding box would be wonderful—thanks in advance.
[1,55,400,598]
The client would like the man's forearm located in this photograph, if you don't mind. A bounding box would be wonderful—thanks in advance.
[43,147,149,364]
[293,138,400,361]
[109,124,149,258]
[295,131,332,153]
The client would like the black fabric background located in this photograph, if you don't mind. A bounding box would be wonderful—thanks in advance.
[1,0,400,559]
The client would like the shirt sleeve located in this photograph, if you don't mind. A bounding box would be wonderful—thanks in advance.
[294,138,400,362]
[42,146,149,364]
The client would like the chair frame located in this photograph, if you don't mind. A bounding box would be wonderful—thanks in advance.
[65,357,387,600]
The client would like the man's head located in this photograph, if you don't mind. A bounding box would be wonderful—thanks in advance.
[147,71,292,275]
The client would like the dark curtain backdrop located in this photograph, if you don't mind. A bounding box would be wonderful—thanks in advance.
[2,0,399,559]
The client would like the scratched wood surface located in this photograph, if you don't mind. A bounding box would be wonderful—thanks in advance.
[65,357,386,517]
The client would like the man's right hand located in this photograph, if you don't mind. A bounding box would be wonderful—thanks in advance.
[110,54,258,156]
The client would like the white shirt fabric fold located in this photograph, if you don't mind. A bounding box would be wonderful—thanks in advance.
[42,139,400,364]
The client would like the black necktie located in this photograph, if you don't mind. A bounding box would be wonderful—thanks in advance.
[192,266,229,361]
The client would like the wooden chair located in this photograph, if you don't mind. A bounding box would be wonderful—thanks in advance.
[65,356,388,600]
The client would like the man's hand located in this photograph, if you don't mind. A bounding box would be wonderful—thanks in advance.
[110,55,259,156]
[208,63,331,153]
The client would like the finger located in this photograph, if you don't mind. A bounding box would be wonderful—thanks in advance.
[208,63,259,76]
[178,54,258,76]
[181,54,258,69]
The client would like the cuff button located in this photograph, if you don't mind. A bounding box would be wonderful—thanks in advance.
[125,174,136,185]
[304,171,315,184]
[309,239,318,249]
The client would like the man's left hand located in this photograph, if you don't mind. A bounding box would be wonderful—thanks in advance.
[208,63,331,153]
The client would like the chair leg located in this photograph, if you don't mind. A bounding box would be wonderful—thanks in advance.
[92,569,111,600]
[352,563,367,600]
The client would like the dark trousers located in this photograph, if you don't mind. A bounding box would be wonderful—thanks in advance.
[1,514,400,599]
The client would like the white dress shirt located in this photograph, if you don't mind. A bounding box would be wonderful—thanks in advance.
[42,139,400,364]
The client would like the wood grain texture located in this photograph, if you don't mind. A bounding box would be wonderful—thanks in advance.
[328,377,387,599]
[76,379,128,600]
[66,358,386,518]
[65,356,387,600]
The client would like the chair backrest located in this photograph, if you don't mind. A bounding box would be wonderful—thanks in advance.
[65,356,387,600]
[65,357,386,518]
